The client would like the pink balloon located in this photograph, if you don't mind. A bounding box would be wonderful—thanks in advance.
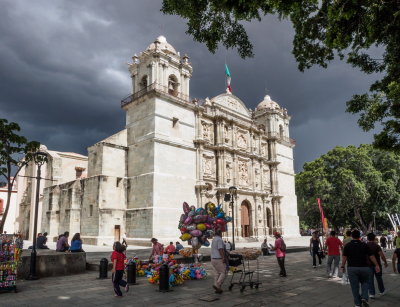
[216,218,226,225]
[184,216,193,225]
[204,223,212,229]
[183,202,190,214]
[190,230,203,237]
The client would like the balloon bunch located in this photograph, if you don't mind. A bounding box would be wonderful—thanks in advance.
[178,202,232,250]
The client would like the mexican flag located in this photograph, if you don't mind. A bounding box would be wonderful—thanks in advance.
[225,64,232,92]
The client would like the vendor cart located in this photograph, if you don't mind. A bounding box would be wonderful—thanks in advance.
[228,251,261,292]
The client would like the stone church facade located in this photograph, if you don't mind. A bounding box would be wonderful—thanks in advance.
[16,36,299,245]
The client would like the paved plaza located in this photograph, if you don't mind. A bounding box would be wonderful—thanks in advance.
[2,251,399,306]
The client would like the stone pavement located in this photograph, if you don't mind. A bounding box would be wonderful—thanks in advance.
[2,251,399,306]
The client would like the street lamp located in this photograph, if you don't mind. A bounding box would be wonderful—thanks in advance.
[372,212,376,233]
[27,151,47,280]
[229,186,237,250]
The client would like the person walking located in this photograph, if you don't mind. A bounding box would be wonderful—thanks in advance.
[366,233,387,299]
[70,233,84,252]
[310,231,322,268]
[122,232,128,248]
[392,247,400,274]
[272,232,286,277]
[211,230,227,294]
[394,231,400,249]
[343,230,353,246]
[325,230,343,278]
[111,241,128,297]
[387,232,393,250]
[379,235,387,252]
[342,230,380,307]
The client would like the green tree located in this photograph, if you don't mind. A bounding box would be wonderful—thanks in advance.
[296,145,400,232]
[162,0,400,151]
[0,119,40,233]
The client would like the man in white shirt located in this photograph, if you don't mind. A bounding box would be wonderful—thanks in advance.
[211,230,226,294]
[225,240,232,251]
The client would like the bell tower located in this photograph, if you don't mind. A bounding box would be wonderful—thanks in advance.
[121,36,196,244]
[127,35,191,100]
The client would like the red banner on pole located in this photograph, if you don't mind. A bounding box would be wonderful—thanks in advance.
[317,198,325,230]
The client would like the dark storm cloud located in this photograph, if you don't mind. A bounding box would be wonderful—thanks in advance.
[0,0,376,171]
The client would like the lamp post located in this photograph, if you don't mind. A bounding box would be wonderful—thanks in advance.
[229,186,237,250]
[27,151,47,280]
[372,212,376,233]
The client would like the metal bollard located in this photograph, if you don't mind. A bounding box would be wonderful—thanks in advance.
[99,258,108,279]
[158,263,170,292]
[127,262,137,285]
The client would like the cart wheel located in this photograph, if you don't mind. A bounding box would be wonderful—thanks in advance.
[229,285,233,291]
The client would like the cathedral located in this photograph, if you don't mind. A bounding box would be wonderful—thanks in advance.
[15,36,299,245]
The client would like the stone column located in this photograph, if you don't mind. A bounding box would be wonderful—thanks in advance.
[49,186,60,240]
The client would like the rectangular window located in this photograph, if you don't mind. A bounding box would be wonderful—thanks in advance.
[89,205,93,217]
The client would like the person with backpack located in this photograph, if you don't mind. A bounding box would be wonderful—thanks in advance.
[271,232,287,277]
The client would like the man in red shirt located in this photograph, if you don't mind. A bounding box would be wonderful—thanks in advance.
[325,230,343,278]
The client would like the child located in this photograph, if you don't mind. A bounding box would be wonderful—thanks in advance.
[111,241,128,297]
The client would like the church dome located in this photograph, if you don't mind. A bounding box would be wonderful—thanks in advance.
[256,95,280,111]
[146,35,177,54]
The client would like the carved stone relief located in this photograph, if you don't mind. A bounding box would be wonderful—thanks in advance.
[262,169,269,190]
[201,121,213,142]
[261,143,267,157]
[237,134,247,149]
[202,155,215,177]
[254,168,260,188]
[224,125,230,143]
[238,160,249,186]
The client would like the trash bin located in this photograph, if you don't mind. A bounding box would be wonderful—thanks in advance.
[159,263,170,292]
[99,258,108,279]
[127,262,137,284]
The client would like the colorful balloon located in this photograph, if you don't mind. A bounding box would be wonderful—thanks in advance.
[203,239,210,247]
[186,224,196,231]
[184,216,193,225]
[217,212,225,218]
[193,215,207,223]
[190,229,203,237]
[180,214,187,223]
[180,233,192,241]
[196,223,206,231]
[183,202,190,214]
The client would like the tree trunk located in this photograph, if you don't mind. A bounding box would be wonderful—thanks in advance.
[0,162,12,233]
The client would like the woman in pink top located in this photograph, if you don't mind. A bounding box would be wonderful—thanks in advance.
[271,232,287,277]
[150,238,164,262]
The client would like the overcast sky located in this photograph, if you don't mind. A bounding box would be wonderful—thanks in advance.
[0,0,379,172]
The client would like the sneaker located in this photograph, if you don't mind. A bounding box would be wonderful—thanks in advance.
[125,284,129,293]
[379,291,386,296]
[369,294,375,299]
[313,266,316,269]
[361,299,369,307]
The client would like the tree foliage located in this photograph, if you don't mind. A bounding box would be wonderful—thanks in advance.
[162,0,400,151]
[0,119,40,233]
[296,145,400,232]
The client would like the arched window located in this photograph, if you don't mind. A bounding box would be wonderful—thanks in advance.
[168,74,179,96]
[140,75,148,89]
[279,125,284,138]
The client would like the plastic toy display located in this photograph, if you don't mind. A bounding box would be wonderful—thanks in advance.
[125,255,207,287]
[0,234,22,293]
[178,202,232,251]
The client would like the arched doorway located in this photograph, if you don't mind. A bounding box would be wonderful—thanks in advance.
[266,208,272,235]
[240,201,251,237]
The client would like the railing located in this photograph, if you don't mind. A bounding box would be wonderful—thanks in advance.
[121,82,192,107]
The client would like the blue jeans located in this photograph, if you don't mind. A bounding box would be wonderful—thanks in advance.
[347,266,370,306]
[368,266,384,295]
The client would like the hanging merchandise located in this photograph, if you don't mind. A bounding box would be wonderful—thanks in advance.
[0,233,22,293]
[178,201,232,253]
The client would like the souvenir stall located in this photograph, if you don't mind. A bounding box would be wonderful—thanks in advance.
[0,234,22,293]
